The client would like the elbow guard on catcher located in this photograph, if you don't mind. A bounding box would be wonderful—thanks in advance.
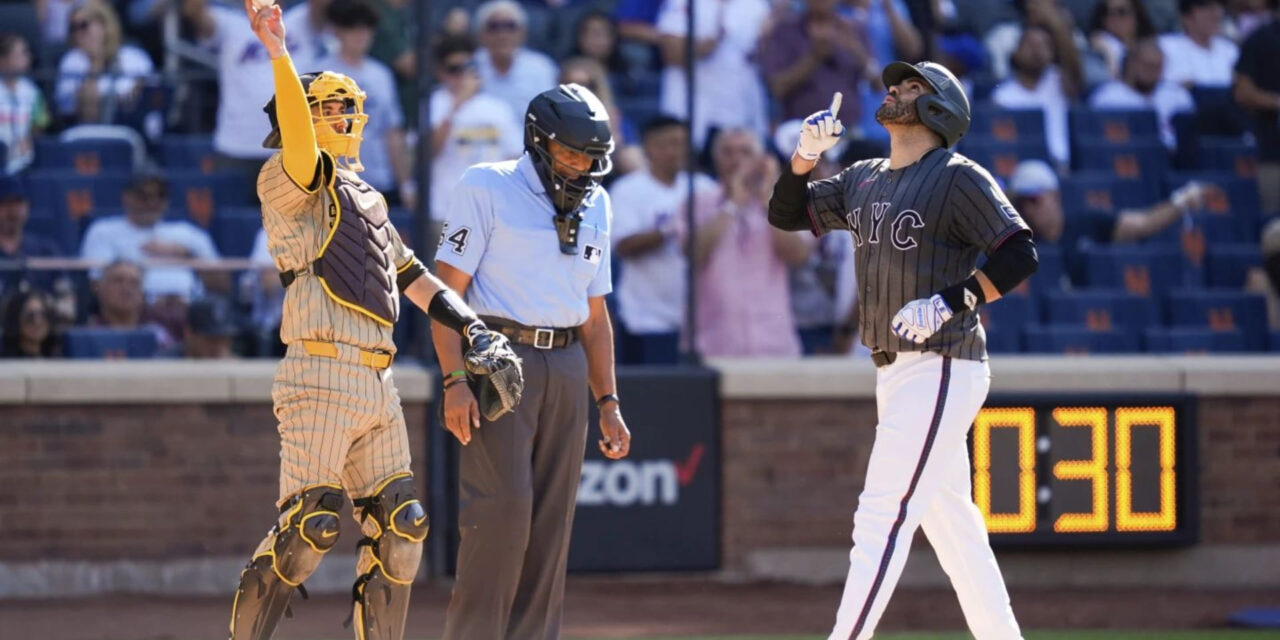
[428,288,486,344]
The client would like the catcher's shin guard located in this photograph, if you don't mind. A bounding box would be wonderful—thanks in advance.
[229,485,345,640]
[349,473,427,640]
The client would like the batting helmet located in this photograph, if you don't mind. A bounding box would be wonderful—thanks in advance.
[881,61,970,148]
[524,83,614,216]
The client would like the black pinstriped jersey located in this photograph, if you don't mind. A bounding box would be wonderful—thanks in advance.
[805,147,1029,361]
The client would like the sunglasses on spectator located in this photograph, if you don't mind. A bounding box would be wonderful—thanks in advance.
[20,310,46,323]
[485,19,521,33]
[70,19,96,33]
[443,60,477,75]
[1107,5,1131,16]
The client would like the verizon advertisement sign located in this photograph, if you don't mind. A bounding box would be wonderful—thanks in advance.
[568,368,719,572]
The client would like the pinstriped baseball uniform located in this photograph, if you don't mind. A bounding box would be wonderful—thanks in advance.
[805,148,1028,361]
[257,150,417,504]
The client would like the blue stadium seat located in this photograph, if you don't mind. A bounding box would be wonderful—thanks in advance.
[211,206,263,258]
[26,170,130,222]
[1069,108,1160,144]
[0,140,7,171]
[979,293,1037,353]
[1072,138,1169,181]
[1272,330,1280,352]
[166,171,257,229]
[1144,327,1246,353]
[388,208,420,250]
[968,105,1045,143]
[957,136,1053,181]
[64,328,160,359]
[114,81,174,139]
[1059,171,1161,216]
[1166,289,1269,351]
[158,135,218,175]
[1197,137,1257,179]
[1204,243,1263,288]
[617,96,661,133]
[1024,243,1067,291]
[1080,245,1201,295]
[1166,172,1262,242]
[1024,324,1140,353]
[1042,290,1159,335]
[33,138,134,175]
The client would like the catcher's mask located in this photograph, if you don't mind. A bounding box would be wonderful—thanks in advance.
[262,71,369,172]
[524,83,614,253]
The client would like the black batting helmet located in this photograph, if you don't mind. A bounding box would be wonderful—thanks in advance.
[881,61,971,148]
[524,83,614,216]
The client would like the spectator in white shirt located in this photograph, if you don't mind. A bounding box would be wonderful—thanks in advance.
[316,0,412,204]
[80,173,220,303]
[991,25,1082,167]
[429,33,522,220]
[656,0,771,150]
[1159,0,1238,87]
[55,0,154,125]
[283,0,337,63]
[473,0,559,122]
[1087,0,1156,79]
[610,116,716,364]
[182,0,315,174]
[1090,38,1195,149]
[984,0,1091,83]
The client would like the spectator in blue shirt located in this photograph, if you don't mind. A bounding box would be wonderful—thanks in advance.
[0,176,68,301]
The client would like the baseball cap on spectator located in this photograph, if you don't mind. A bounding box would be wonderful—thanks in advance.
[1008,160,1059,197]
[0,175,27,202]
[187,295,239,337]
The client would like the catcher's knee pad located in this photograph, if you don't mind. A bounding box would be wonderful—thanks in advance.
[350,473,427,640]
[230,484,345,640]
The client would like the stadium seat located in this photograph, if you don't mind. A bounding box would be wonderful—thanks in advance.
[968,105,1045,143]
[1204,243,1263,288]
[1059,171,1162,216]
[979,293,1037,353]
[1024,243,1066,291]
[114,81,174,140]
[1072,138,1169,181]
[63,328,160,359]
[1165,289,1269,351]
[1069,108,1160,144]
[957,136,1052,181]
[1166,172,1263,243]
[1198,137,1257,179]
[166,171,257,228]
[1273,330,1280,352]
[211,207,263,258]
[1080,245,1201,295]
[0,140,7,171]
[1042,290,1159,335]
[33,138,134,175]
[1024,324,1139,354]
[26,170,131,222]
[158,135,218,175]
[1144,327,1246,353]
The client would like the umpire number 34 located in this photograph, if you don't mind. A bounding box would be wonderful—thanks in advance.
[438,223,471,255]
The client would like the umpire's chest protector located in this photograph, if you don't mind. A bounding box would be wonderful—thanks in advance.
[313,169,399,326]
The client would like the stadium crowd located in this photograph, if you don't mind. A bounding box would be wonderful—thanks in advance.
[0,0,1278,360]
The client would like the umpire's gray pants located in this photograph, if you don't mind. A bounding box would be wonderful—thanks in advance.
[443,341,589,640]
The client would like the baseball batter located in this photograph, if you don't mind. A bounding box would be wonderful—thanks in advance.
[229,3,520,639]
[768,62,1039,640]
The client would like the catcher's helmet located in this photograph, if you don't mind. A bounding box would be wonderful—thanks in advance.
[262,71,369,172]
[524,83,614,216]
[881,61,970,148]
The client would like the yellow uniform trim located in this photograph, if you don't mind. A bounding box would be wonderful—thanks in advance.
[369,471,414,497]
[396,258,416,274]
[272,55,321,190]
[301,339,393,369]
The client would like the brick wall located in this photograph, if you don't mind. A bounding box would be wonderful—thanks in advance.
[720,396,1280,569]
[2,395,1277,571]
[0,403,428,561]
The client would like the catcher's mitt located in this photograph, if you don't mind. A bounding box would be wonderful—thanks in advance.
[463,329,524,422]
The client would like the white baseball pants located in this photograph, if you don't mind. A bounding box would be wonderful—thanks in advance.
[829,351,1022,640]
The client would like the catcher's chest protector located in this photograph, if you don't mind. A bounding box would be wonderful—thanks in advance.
[314,173,400,326]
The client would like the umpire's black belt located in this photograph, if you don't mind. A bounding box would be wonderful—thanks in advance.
[480,316,578,350]
[871,350,898,368]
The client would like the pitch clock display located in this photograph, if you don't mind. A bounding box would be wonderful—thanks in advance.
[970,397,1196,546]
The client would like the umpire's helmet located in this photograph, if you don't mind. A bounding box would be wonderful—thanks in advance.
[881,61,970,148]
[524,83,615,216]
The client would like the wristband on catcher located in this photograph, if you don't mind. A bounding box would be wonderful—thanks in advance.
[443,376,469,391]
[444,369,467,381]
[428,288,481,338]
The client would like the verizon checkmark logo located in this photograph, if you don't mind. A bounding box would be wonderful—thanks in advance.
[675,443,705,486]
[577,443,709,507]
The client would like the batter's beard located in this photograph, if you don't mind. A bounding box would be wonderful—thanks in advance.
[875,98,921,126]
